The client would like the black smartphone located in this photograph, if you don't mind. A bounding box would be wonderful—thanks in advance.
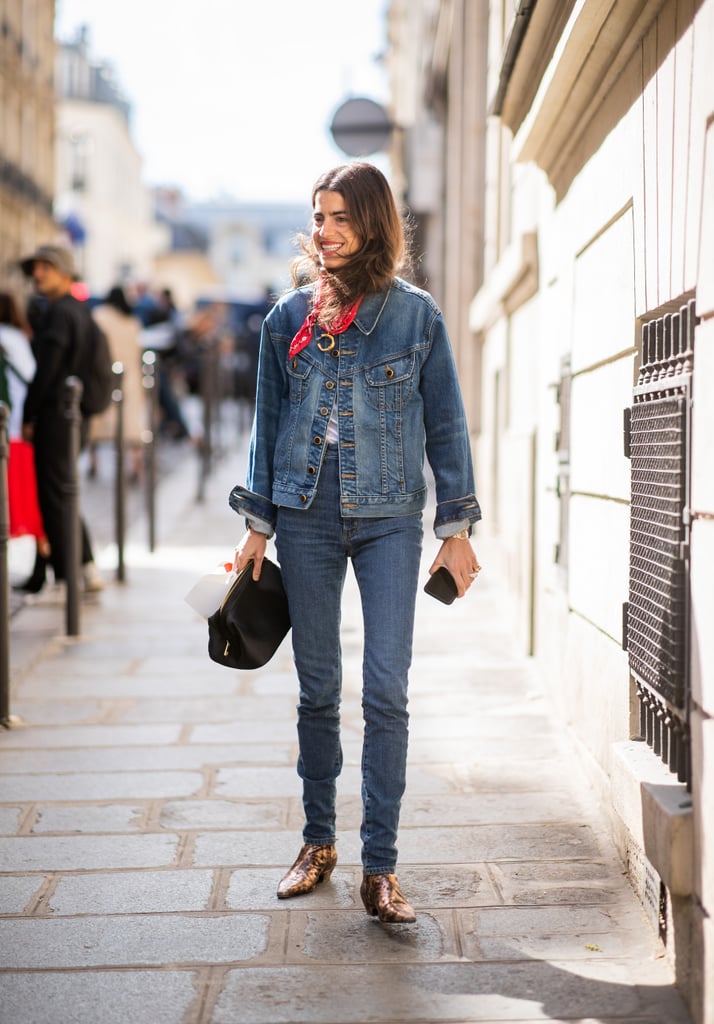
[423,566,458,605]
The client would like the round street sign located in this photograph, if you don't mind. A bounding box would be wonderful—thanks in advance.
[330,97,392,157]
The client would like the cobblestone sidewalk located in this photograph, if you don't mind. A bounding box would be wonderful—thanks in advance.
[0,434,693,1024]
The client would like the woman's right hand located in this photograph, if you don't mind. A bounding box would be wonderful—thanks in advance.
[233,528,268,580]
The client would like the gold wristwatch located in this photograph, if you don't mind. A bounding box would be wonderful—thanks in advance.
[451,529,470,540]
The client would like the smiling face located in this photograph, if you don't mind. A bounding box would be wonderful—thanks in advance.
[311,190,361,270]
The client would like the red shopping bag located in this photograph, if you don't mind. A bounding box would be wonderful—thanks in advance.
[8,439,45,539]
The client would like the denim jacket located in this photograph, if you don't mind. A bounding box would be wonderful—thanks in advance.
[229,277,481,538]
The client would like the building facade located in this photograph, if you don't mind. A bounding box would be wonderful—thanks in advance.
[178,199,312,305]
[0,0,57,283]
[387,1,714,1020]
[54,28,166,295]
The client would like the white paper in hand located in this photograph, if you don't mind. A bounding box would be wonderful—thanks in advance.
[184,565,236,618]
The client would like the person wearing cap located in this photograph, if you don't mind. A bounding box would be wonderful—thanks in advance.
[19,244,104,593]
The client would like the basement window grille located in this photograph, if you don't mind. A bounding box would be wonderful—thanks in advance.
[623,298,696,788]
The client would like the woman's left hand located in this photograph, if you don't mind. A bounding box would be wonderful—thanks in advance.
[233,528,268,581]
[428,536,481,598]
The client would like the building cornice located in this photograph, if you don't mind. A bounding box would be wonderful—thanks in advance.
[507,0,670,196]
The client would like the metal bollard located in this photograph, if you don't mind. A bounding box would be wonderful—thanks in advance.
[197,343,211,503]
[197,340,221,503]
[141,350,158,552]
[111,362,126,582]
[64,376,83,637]
[0,403,11,727]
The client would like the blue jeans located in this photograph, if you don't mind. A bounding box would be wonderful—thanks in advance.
[275,446,423,874]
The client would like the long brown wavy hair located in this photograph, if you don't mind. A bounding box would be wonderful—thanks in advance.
[291,163,410,323]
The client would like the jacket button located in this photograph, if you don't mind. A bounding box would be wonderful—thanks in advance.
[313,436,322,445]
[332,349,340,358]
[320,407,329,416]
[300,494,307,503]
[325,381,335,390]
[307,466,316,475]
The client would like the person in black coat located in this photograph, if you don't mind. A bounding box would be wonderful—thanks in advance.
[20,245,103,593]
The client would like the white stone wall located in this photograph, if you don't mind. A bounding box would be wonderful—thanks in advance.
[471,1,714,1016]
[388,4,714,1008]
[55,100,166,295]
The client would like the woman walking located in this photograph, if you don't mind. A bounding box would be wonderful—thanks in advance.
[230,163,481,923]
[88,286,145,482]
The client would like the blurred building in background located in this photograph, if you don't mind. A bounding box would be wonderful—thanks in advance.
[387,1,714,1020]
[152,190,310,310]
[387,0,487,428]
[54,27,167,295]
[2,10,308,312]
[0,0,56,284]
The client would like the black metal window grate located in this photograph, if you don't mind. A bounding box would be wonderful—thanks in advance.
[624,299,696,787]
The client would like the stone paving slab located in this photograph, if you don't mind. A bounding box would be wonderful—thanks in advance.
[14,674,242,699]
[406,710,555,740]
[0,742,292,774]
[159,799,286,831]
[1,770,204,802]
[107,695,298,724]
[0,723,183,748]
[490,859,626,904]
[0,807,22,834]
[396,791,589,827]
[189,721,300,744]
[210,961,691,1023]
[30,804,145,834]
[394,823,603,863]
[190,822,603,869]
[0,913,271,969]
[47,869,216,915]
[458,904,661,959]
[439,757,587,793]
[0,833,179,872]
[7,699,105,725]
[359,733,564,764]
[0,876,45,914]
[0,970,201,1024]
[294,909,457,964]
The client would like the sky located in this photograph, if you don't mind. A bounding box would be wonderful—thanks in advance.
[54,0,391,205]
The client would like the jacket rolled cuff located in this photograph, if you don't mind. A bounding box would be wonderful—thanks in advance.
[433,495,482,539]
[229,485,277,538]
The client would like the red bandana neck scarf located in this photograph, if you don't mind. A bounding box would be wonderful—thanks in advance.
[289,279,362,359]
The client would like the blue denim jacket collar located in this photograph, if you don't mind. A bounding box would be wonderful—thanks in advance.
[352,288,391,337]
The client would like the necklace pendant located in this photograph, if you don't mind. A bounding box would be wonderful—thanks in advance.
[316,332,336,352]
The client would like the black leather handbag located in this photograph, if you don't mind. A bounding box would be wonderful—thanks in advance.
[207,557,291,669]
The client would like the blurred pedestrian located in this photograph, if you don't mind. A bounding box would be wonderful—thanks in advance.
[19,245,104,593]
[88,285,145,482]
[0,291,50,593]
[230,163,482,923]
[0,291,36,438]
[139,287,191,441]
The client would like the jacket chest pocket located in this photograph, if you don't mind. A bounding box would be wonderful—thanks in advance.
[287,354,314,404]
[363,352,416,410]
